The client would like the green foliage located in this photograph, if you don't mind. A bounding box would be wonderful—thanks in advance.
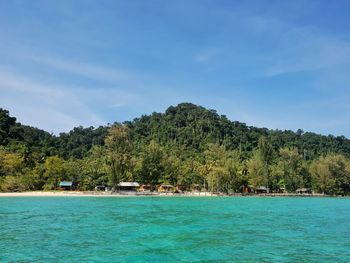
[0,147,24,177]
[42,156,68,190]
[137,140,165,187]
[278,147,304,192]
[57,126,108,159]
[80,146,108,190]
[310,154,350,195]
[247,151,266,188]
[105,125,133,189]
[1,104,350,194]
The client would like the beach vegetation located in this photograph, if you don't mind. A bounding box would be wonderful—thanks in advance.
[1,103,350,195]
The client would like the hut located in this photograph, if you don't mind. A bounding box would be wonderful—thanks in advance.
[158,184,174,193]
[117,182,140,192]
[277,187,286,193]
[95,185,112,192]
[296,188,312,194]
[191,184,201,192]
[256,186,268,194]
[139,184,152,192]
[239,184,253,194]
[175,185,186,193]
[59,181,73,191]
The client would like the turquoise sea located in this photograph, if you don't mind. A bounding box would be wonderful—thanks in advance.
[1,197,350,262]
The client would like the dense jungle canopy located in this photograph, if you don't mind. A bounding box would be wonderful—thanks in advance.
[1,103,350,195]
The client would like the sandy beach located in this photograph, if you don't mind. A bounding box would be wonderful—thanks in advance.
[0,191,329,197]
[0,191,221,197]
[0,191,124,197]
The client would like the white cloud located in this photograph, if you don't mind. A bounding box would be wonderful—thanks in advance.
[247,16,350,77]
[264,37,350,76]
[0,67,139,134]
[29,55,132,84]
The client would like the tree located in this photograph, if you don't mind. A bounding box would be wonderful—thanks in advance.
[178,158,202,188]
[257,137,274,190]
[42,156,67,190]
[225,150,245,193]
[81,146,108,190]
[162,154,183,186]
[0,109,17,145]
[247,151,266,189]
[246,137,274,190]
[105,125,133,190]
[1,104,350,195]
[0,147,25,192]
[0,147,24,177]
[203,144,240,193]
[310,154,350,195]
[279,147,303,192]
[138,140,164,187]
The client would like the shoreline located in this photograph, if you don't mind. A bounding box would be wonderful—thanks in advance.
[0,191,341,197]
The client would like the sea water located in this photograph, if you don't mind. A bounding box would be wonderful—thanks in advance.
[0,197,350,262]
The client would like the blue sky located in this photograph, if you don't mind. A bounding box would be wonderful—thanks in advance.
[1,0,350,136]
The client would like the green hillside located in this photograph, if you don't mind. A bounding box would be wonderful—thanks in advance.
[1,103,350,194]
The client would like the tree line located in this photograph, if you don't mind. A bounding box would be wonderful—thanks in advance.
[0,103,350,195]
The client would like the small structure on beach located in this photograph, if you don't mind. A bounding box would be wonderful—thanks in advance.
[240,184,253,194]
[175,185,186,193]
[158,184,174,193]
[117,182,140,192]
[296,188,312,194]
[95,185,112,192]
[191,184,201,192]
[59,181,73,191]
[276,187,285,193]
[255,186,268,194]
[139,184,152,192]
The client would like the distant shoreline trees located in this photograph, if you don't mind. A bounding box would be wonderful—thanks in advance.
[0,104,350,195]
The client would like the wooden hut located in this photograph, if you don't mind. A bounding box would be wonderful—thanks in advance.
[59,181,73,191]
[191,184,201,192]
[175,185,186,193]
[240,184,253,194]
[158,184,174,193]
[117,182,140,192]
[277,187,285,193]
[296,188,312,194]
[256,186,268,194]
[139,184,152,192]
[95,185,111,192]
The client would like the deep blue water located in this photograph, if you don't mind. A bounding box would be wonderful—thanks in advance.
[0,197,350,262]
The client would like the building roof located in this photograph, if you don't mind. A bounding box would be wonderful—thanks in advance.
[59,181,73,187]
[118,182,140,187]
[160,184,174,188]
[296,188,311,192]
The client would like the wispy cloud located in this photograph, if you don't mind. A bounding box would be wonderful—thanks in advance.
[29,55,133,84]
[264,36,350,76]
[245,15,350,77]
[0,67,139,134]
[1,1,350,137]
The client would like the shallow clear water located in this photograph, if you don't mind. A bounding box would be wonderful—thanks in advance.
[0,197,350,262]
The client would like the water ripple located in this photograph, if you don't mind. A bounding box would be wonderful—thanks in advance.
[0,197,350,262]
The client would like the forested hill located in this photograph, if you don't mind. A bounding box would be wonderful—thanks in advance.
[0,108,54,154]
[1,103,350,160]
[2,103,350,194]
[127,103,350,159]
